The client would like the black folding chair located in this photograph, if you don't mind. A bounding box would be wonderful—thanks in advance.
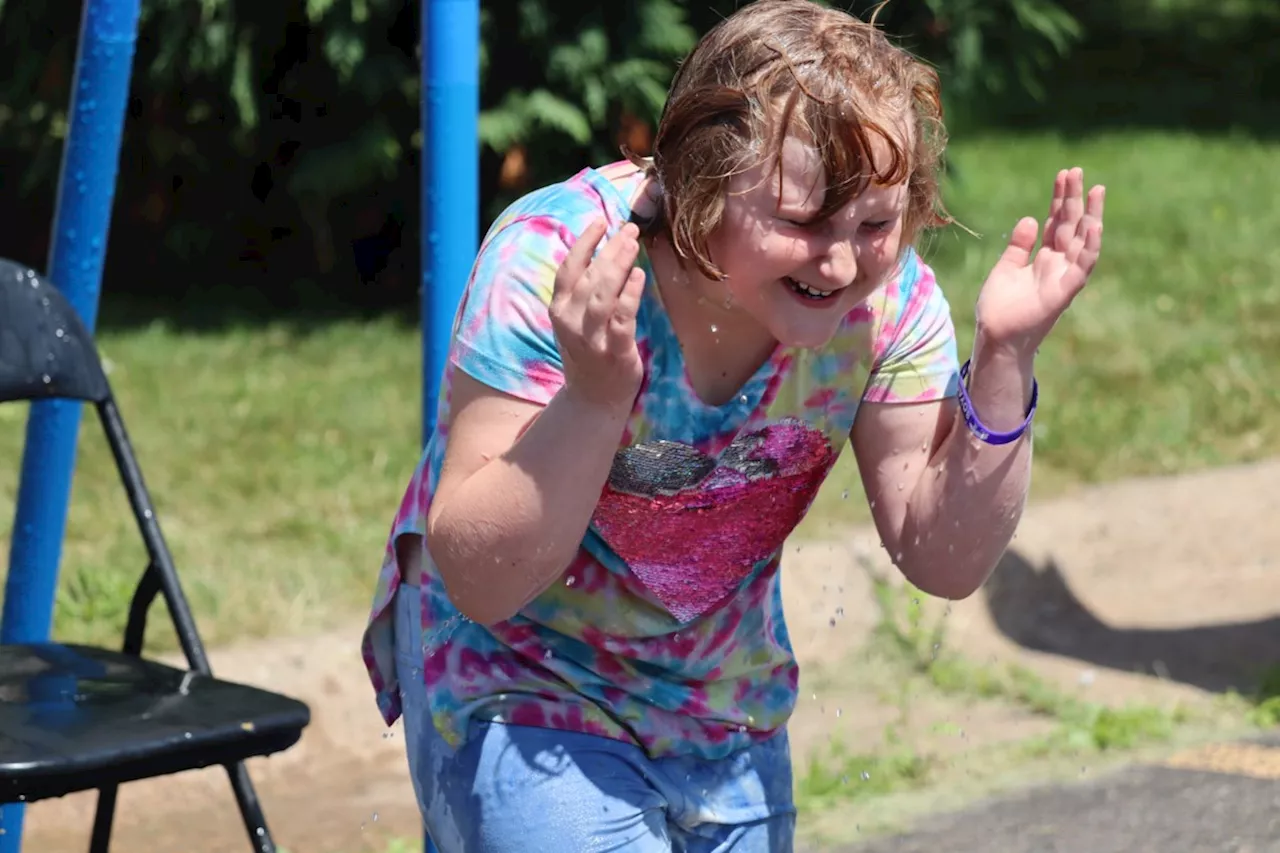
[0,259,311,852]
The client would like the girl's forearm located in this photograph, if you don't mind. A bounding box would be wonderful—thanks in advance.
[426,387,630,624]
[898,342,1036,599]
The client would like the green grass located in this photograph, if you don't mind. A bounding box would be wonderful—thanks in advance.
[2,129,1279,649]
[0,319,421,649]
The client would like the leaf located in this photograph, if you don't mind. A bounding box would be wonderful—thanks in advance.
[306,0,339,23]
[636,0,697,56]
[231,30,258,129]
[523,88,593,144]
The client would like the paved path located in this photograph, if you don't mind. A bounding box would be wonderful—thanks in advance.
[833,735,1280,853]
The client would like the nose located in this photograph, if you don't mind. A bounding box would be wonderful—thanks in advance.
[817,237,857,288]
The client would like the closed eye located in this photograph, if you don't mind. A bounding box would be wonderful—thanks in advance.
[861,220,892,233]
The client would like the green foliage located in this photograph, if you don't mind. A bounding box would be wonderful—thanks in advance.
[0,0,1088,298]
[798,738,934,806]
[1247,665,1280,728]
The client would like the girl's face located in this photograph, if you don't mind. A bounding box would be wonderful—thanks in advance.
[707,134,908,349]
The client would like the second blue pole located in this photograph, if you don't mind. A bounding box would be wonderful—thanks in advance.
[421,0,479,849]
[421,0,480,447]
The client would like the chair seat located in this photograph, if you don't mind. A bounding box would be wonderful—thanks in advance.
[0,642,310,804]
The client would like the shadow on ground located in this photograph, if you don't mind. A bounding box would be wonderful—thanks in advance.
[982,550,1280,697]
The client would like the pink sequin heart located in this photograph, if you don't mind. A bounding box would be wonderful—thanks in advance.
[591,420,835,622]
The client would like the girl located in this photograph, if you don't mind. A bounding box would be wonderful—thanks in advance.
[362,0,1105,850]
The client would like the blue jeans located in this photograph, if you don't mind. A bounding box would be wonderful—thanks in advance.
[392,585,796,852]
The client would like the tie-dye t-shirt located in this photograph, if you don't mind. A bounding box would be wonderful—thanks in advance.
[361,161,960,761]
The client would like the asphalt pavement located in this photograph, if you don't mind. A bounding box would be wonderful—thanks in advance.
[830,734,1280,853]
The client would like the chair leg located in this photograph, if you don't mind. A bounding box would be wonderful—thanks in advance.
[88,785,119,853]
[225,762,276,852]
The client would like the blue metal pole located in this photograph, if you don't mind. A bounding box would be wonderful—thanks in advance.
[421,0,480,448]
[421,2,478,851]
[0,0,141,848]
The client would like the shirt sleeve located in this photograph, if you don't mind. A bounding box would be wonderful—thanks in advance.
[861,249,961,404]
[449,215,572,406]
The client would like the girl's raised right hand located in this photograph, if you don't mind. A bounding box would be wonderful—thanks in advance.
[550,220,646,411]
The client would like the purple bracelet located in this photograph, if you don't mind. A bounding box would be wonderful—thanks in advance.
[957,359,1038,445]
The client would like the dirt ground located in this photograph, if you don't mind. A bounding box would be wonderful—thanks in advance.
[18,457,1280,853]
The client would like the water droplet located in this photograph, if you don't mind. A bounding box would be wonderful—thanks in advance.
[841,489,849,500]
[41,374,51,384]
[835,606,844,617]
[710,324,719,334]
[55,328,65,338]
[861,771,871,781]
[565,575,576,587]
[841,775,849,784]
[896,482,905,491]
[835,708,842,717]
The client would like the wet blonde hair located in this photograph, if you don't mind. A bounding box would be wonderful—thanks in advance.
[631,0,951,280]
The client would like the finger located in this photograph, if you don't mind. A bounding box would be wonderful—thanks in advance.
[1043,169,1067,235]
[1084,184,1106,225]
[1076,218,1103,274]
[582,226,640,338]
[608,267,646,353]
[555,219,608,301]
[587,224,641,306]
[568,222,637,317]
[996,217,1040,269]
[1051,167,1086,251]
[1057,220,1103,299]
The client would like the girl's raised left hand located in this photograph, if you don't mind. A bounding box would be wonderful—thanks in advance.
[974,167,1105,355]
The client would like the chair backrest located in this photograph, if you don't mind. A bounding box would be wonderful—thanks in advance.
[0,258,110,405]
[0,256,215,674]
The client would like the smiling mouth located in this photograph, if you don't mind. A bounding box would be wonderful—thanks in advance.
[783,276,839,301]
